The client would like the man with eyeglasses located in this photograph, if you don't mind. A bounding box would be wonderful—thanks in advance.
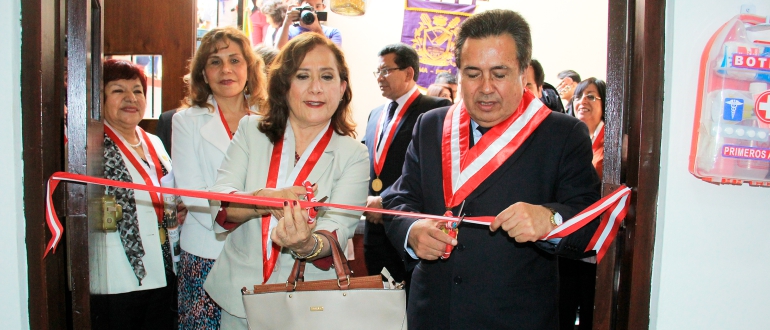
[275,0,341,49]
[362,43,451,290]
[380,10,600,329]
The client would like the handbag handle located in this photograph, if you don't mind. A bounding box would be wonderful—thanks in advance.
[286,230,352,291]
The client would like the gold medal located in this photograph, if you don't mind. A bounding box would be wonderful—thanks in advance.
[372,178,383,192]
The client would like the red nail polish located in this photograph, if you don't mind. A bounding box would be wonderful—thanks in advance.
[283,201,289,207]
[293,200,298,206]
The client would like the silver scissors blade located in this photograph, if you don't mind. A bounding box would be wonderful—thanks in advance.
[314,196,329,216]
[453,200,466,228]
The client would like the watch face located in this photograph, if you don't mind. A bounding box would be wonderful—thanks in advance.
[553,212,564,226]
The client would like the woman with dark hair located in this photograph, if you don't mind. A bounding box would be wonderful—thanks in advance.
[203,32,368,329]
[172,26,266,329]
[426,83,453,101]
[573,77,606,179]
[560,77,606,330]
[91,59,175,329]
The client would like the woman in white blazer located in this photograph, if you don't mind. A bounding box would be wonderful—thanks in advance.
[203,33,369,329]
[172,27,267,329]
[91,59,176,329]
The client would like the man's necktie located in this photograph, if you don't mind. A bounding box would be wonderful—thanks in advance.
[470,125,491,148]
[379,101,399,141]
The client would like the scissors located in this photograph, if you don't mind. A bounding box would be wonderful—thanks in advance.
[441,201,465,259]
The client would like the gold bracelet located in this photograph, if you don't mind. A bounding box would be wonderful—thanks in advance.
[304,233,324,260]
[289,233,319,259]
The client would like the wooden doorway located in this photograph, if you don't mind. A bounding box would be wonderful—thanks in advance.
[20,0,666,328]
[593,0,665,329]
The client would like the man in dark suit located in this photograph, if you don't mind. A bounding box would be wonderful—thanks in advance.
[526,59,565,113]
[362,43,452,286]
[381,10,600,329]
[155,109,176,155]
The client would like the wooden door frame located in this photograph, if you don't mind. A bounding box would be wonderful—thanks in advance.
[21,0,666,328]
[21,0,68,328]
[594,0,665,329]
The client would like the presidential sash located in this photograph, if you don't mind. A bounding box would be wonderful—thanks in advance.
[441,92,551,212]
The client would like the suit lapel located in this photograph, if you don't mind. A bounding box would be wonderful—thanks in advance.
[394,94,421,136]
[200,108,231,154]
[305,132,337,185]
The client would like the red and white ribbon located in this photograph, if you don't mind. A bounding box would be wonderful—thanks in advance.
[543,185,632,262]
[44,174,631,263]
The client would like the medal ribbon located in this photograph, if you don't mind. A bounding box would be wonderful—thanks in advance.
[43,171,630,263]
[373,90,420,178]
[217,105,235,140]
[217,101,252,140]
[260,123,333,283]
[441,92,551,211]
[104,124,165,225]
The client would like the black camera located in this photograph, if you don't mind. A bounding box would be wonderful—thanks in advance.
[293,5,327,25]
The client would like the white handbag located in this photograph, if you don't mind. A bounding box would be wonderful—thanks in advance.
[241,231,407,330]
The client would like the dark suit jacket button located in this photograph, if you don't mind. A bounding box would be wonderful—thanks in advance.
[454,276,462,284]
[456,243,465,251]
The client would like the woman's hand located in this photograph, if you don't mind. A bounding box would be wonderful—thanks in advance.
[270,200,317,254]
[176,199,188,225]
[254,186,308,219]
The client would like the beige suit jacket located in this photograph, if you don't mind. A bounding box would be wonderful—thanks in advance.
[203,115,369,318]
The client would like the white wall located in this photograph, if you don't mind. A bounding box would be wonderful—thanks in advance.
[653,1,770,329]
[0,0,27,329]
[326,0,608,137]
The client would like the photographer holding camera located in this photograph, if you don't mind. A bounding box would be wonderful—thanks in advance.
[276,0,341,49]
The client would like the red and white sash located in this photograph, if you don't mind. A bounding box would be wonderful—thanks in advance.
[261,121,333,283]
[592,121,605,151]
[104,123,165,225]
[372,90,420,178]
[441,92,551,212]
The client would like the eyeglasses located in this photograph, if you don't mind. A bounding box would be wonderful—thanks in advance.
[574,94,602,102]
[373,67,406,78]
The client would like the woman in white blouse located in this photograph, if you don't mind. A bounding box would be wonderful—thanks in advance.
[91,59,175,329]
[172,26,267,329]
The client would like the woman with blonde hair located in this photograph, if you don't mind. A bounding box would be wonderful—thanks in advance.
[204,32,368,329]
[172,26,266,329]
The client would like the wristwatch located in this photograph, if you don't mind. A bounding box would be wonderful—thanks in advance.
[545,207,563,227]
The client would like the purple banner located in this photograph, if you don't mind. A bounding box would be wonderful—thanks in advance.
[402,0,476,89]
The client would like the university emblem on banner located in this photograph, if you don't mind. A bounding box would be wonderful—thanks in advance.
[412,14,461,67]
[402,0,475,89]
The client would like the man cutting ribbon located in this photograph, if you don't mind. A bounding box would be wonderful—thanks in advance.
[381,9,601,329]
